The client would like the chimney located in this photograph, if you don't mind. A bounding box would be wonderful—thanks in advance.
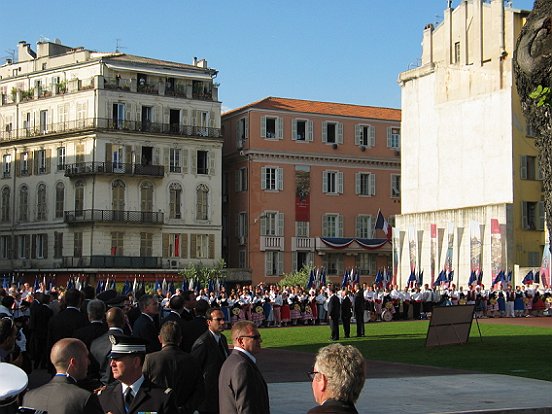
[17,41,36,62]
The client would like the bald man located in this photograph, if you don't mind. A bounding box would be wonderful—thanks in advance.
[23,338,104,414]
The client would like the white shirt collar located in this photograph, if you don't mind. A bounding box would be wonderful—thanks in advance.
[233,346,256,364]
[122,374,145,398]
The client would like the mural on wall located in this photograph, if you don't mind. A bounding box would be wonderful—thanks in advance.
[490,218,503,283]
[470,220,482,276]
[408,226,417,275]
[443,223,455,275]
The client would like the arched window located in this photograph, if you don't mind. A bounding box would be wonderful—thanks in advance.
[169,183,182,219]
[19,185,28,222]
[37,184,47,221]
[55,182,64,219]
[196,184,209,221]
[75,181,84,216]
[1,187,10,222]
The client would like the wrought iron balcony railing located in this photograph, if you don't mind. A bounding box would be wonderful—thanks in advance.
[62,255,162,269]
[64,162,164,178]
[64,209,164,224]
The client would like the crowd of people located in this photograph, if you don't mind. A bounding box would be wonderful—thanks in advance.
[0,277,550,413]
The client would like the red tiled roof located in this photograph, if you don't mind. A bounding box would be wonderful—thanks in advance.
[223,97,401,121]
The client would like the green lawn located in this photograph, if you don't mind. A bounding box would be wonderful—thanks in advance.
[252,321,552,381]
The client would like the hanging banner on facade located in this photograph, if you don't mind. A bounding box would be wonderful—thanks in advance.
[295,167,310,222]
[444,223,454,274]
[540,243,551,288]
[408,226,417,274]
[490,218,502,283]
[392,229,399,286]
[470,220,481,275]
[430,224,437,286]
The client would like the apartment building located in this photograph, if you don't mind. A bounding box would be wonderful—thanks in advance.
[396,0,542,287]
[222,97,401,285]
[0,40,222,281]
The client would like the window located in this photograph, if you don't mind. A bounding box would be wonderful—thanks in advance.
[356,253,376,275]
[322,121,343,144]
[17,235,30,259]
[391,174,401,198]
[196,150,209,175]
[165,233,186,258]
[192,234,213,259]
[236,168,248,192]
[140,233,153,257]
[170,149,181,173]
[260,212,284,236]
[265,251,283,276]
[261,116,283,139]
[261,167,283,191]
[292,119,313,141]
[20,152,29,176]
[522,201,544,231]
[55,182,64,218]
[237,117,248,148]
[356,215,373,238]
[36,149,47,174]
[111,232,124,256]
[39,110,48,133]
[0,235,11,259]
[2,154,11,178]
[141,106,153,131]
[296,221,309,237]
[196,184,209,221]
[37,184,47,221]
[1,187,10,222]
[75,181,84,216]
[57,147,66,171]
[323,170,343,194]
[74,232,83,257]
[387,127,400,149]
[324,253,343,275]
[33,234,47,259]
[239,250,247,268]
[323,214,343,237]
[140,182,153,220]
[454,42,461,64]
[355,124,375,147]
[54,232,63,258]
[19,185,28,222]
[169,183,182,219]
[520,156,542,180]
[238,212,247,238]
[356,172,376,196]
[113,103,125,129]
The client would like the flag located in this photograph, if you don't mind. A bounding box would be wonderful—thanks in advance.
[341,269,350,288]
[383,267,391,289]
[375,270,383,288]
[534,271,540,284]
[375,210,392,239]
[522,270,534,285]
[407,270,417,288]
[433,270,445,288]
[320,268,327,286]
[155,279,161,292]
[468,271,477,286]
[181,278,188,292]
[477,270,484,286]
[122,280,132,296]
[33,276,40,292]
[506,270,513,284]
[447,270,454,286]
[492,270,505,286]
[132,277,138,295]
[307,268,315,289]
[168,281,175,295]
[418,270,424,287]
[162,278,168,294]
[353,268,360,285]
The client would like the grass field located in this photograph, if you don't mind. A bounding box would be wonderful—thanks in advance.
[250,320,552,382]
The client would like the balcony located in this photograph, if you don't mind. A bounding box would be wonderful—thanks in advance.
[65,162,164,178]
[62,255,162,269]
[260,236,284,251]
[0,117,221,143]
[64,209,164,225]
[291,237,315,251]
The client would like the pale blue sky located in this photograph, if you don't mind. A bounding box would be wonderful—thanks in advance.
[1,0,534,112]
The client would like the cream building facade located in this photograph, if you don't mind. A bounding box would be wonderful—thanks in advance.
[0,40,222,280]
[396,0,542,287]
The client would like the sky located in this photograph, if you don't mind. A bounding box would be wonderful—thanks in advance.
[1,0,535,112]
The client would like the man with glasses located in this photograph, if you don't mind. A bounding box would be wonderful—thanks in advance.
[307,343,365,413]
[218,320,269,414]
[192,308,229,414]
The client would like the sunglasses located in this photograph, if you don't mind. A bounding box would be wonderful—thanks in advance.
[211,317,225,322]
[307,371,319,381]
[239,334,261,340]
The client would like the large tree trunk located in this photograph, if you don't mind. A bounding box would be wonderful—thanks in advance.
[513,0,552,251]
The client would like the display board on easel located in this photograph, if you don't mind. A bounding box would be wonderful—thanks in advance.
[425,304,475,347]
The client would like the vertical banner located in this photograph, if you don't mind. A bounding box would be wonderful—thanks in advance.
[417,230,424,282]
[399,230,406,287]
[470,220,482,275]
[490,219,502,283]
[540,243,551,288]
[444,223,455,274]
[392,229,399,286]
[456,227,464,287]
[295,166,310,221]
[430,224,437,286]
[408,226,417,274]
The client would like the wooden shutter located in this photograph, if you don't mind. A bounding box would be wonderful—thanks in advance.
[355,125,361,146]
[45,149,51,173]
[261,116,266,138]
[322,171,328,193]
[260,167,267,190]
[322,122,327,143]
[265,252,272,276]
[209,152,215,176]
[369,125,375,147]
[337,122,343,144]
[370,173,376,196]
[292,119,297,141]
[31,235,36,259]
[338,215,344,237]
[322,215,328,237]
[43,234,48,259]
[520,156,527,179]
[338,172,343,194]
[182,149,188,174]
[307,120,313,141]
[162,234,169,257]
[190,234,196,258]
[277,167,283,191]
[538,201,545,230]
[191,151,197,174]
[105,143,112,163]
[181,233,188,259]
[164,148,170,169]
[355,172,360,195]
[278,213,284,236]
[277,117,283,139]
[209,234,215,258]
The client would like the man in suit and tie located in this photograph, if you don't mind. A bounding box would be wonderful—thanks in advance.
[47,289,88,353]
[132,294,161,353]
[28,291,53,369]
[180,290,196,321]
[191,307,228,414]
[22,338,104,414]
[218,320,270,414]
[74,299,108,349]
[97,334,177,414]
[143,321,204,414]
[340,288,353,339]
[327,286,341,341]
[307,343,365,414]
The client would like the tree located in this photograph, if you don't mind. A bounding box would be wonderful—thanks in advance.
[513,0,552,250]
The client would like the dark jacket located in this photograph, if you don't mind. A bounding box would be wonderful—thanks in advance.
[132,313,161,353]
[307,399,359,414]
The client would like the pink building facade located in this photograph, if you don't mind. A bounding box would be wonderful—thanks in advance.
[222,97,401,286]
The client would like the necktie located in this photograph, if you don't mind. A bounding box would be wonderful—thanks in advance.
[219,338,227,357]
[124,388,134,412]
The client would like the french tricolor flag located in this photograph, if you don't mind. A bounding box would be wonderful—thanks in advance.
[375,210,392,239]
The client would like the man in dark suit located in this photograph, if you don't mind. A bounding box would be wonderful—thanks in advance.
[132,294,160,353]
[353,285,365,337]
[22,338,104,414]
[307,343,365,414]
[28,291,53,369]
[97,334,177,414]
[47,289,88,351]
[191,307,228,413]
[180,290,196,321]
[143,320,204,413]
[327,286,341,341]
[218,320,269,414]
[74,299,108,349]
[181,298,208,352]
[90,307,125,386]
[340,288,353,338]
